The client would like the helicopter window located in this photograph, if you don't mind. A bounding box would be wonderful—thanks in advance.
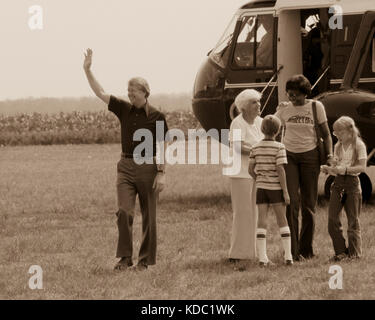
[232,14,274,69]
[209,14,238,69]
[233,16,256,67]
[256,16,274,68]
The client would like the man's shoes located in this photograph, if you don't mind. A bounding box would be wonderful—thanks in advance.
[228,258,241,264]
[300,253,315,260]
[330,252,348,262]
[348,254,360,261]
[134,261,148,271]
[329,252,360,262]
[114,257,133,271]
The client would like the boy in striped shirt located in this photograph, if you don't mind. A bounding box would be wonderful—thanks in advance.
[248,115,293,266]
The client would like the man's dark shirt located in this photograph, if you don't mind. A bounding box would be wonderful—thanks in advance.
[108,95,169,157]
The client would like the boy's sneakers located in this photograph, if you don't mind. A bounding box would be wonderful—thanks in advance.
[285,259,293,266]
[133,261,148,271]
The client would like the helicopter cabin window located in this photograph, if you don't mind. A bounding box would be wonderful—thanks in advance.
[209,14,238,69]
[232,14,274,69]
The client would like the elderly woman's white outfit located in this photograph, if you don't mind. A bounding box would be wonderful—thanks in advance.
[225,114,263,259]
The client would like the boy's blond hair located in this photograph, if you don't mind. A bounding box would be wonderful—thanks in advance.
[261,115,281,136]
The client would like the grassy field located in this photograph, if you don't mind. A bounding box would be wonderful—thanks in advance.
[1,144,375,300]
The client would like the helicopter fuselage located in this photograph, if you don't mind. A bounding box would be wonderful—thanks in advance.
[192,0,375,151]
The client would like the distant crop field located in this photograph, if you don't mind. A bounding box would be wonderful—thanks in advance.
[0,94,192,115]
[1,144,375,299]
[0,110,200,146]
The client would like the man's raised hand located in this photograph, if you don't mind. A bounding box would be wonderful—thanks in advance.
[83,48,93,71]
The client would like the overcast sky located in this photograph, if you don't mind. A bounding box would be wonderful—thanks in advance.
[0,0,247,100]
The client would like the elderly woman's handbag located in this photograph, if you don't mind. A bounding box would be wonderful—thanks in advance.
[312,101,327,165]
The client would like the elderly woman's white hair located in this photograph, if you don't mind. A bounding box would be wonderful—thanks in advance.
[234,89,262,112]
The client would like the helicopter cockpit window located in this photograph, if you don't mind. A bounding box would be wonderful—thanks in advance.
[232,14,274,69]
[233,16,256,67]
[256,16,274,68]
[209,14,238,69]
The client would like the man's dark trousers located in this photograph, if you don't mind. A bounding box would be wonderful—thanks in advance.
[116,155,158,265]
[285,148,320,260]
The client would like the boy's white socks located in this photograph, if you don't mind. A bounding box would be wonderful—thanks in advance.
[256,228,268,263]
[280,226,293,261]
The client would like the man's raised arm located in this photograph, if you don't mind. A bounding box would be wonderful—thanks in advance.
[83,48,110,104]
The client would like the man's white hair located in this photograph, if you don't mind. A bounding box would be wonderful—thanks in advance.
[234,89,262,112]
[128,77,150,98]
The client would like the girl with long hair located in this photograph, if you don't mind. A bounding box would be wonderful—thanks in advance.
[321,116,367,261]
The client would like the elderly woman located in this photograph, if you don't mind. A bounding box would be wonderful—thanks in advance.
[226,89,264,263]
[275,74,333,261]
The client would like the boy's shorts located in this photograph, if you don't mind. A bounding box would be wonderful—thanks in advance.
[256,188,284,205]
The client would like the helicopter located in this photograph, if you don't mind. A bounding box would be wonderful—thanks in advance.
[192,0,375,201]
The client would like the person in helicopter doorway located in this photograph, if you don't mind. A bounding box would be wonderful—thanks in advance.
[303,26,324,96]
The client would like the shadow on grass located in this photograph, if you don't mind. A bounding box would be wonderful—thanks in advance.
[161,193,231,210]
[182,257,261,274]
[161,192,375,210]
[363,193,375,206]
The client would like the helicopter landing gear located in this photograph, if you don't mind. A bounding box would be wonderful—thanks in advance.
[324,173,373,202]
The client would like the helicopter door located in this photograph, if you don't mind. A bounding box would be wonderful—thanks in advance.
[331,14,375,92]
[358,27,375,91]
[224,13,278,116]
[330,15,363,90]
